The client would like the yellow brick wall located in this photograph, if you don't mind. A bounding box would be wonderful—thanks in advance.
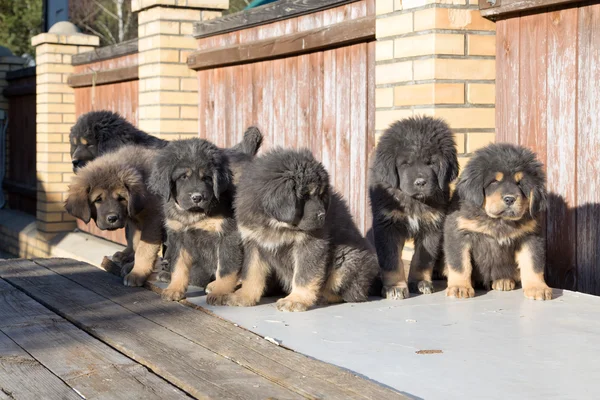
[31,32,99,234]
[135,1,225,140]
[375,0,496,172]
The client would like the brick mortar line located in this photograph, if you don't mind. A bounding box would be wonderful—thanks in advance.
[377,29,496,41]
[376,79,495,87]
[376,3,480,17]
[376,104,495,110]
[375,54,496,66]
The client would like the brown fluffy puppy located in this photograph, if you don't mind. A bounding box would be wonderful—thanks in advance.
[65,146,163,287]
[444,143,552,300]
[219,148,379,312]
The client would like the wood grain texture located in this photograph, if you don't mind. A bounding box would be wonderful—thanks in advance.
[576,3,600,294]
[67,66,138,88]
[0,259,299,400]
[0,329,81,400]
[545,8,578,291]
[72,39,138,66]
[0,279,188,399]
[480,0,588,20]
[193,0,359,38]
[188,16,375,71]
[335,45,351,204]
[495,18,520,144]
[32,258,407,399]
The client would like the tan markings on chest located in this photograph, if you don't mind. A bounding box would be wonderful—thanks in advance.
[457,216,537,245]
[165,215,225,233]
[239,224,306,251]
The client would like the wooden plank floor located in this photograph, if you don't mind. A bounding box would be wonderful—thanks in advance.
[0,258,405,399]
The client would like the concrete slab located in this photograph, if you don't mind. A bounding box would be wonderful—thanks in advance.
[152,280,600,400]
[49,230,125,267]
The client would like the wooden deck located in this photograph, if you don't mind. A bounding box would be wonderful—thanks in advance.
[0,258,404,399]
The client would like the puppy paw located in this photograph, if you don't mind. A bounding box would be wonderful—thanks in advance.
[123,271,148,287]
[416,280,434,294]
[224,292,258,307]
[523,285,552,301]
[205,280,216,294]
[492,278,516,291]
[276,298,310,312]
[161,288,186,301]
[383,282,410,300]
[446,285,475,299]
[206,293,228,306]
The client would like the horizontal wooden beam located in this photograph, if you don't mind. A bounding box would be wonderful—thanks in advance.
[67,65,138,88]
[479,0,587,19]
[188,15,375,71]
[3,82,35,97]
[6,66,36,81]
[193,0,360,39]
[3,180,36,198]
[72,39,138,66]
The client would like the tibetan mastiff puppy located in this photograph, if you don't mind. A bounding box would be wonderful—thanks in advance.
[218,148,379,312]
[65,146,164,287]
[149,139,243,302]
[369,116,458,299]
[70,110,264,172]
[444,143,552,300]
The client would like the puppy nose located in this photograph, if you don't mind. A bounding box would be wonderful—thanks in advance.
[72,159,83,168]
[503,195,516,206]
[106,214,118,224]
[414,178,427,188]
[191,193,204,203]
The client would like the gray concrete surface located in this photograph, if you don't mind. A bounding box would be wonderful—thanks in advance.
[152,281,600,400]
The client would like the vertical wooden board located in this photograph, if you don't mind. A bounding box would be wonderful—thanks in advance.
[518,12,548,249]
[223,65,235,147]
[213,68,227,147]
[0,330,81,400]
[309,51,324,161]
[576,3,600,295]
[285,56,299,149]
[252,61,266,149]
[335,46,352,205]
[272,58,287,148]
[262,60,274,150]
[197,70,207,138]
[495,18,520,143]
[205,69,216,143]
[546,8,578,291]
[365,40,376,237]
[241,63,255,137]
[322,49,337,186]
[349,43,368,233]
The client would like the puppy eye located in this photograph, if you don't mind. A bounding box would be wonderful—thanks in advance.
[117,196,126,202]
[179,174,188,181]
[203,176,213,183]
[94,196,102,203]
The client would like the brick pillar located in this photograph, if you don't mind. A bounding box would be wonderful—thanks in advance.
[31,23,99,234]
[133,0,228,140]
[375,0,496,169]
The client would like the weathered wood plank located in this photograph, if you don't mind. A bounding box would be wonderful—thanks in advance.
[2,82,35,97]
[0,329,82,400]
[193,0,360,38]
[308,51,324,160]
[480,0,587,20]
[545,8,578,291]
[0,259,302,400]
[0,279,189,399]
[495,18,520,143]
[322,48,337,187]
[576,3,600,295]
[72,39,138,66]
[34,258,407,400]
[187,16,375,71]
[67,65,138,88]
[334,45,351,202]
[365,39,376,236]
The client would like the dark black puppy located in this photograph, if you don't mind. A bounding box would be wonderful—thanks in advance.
[369,116,458,299]
[218,148,379,312]
[149,138,243,302]
[444,143,552,300]
[70,110,264,172]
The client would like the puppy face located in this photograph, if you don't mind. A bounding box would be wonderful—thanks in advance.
[395,152,442,200]
[70,133,98,172]
[457,143,547,220]
[88,187,129,230]
[171,167,216,211]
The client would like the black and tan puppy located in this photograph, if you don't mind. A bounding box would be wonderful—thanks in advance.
[444,143,552,300]
[149,139,243,302]
[369,116,458,299]
[218,148,379,312]
[65,146,163,287]
[70,110,264,172]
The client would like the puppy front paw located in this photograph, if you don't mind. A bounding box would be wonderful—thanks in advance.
[276,297,310,312]
[492,278,515,291]
[161,288,186,301]
[224,292,258,307]
[205,280,216,294]
[206,293,229,306]
[446,285,475,299]
[414,280,434,294]
[523,285,552,300]
[383,282,410,300]
[123,270,148,287]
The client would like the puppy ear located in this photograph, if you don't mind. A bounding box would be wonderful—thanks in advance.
[522,178,547,218]
[126,181,147,217]
[263,181,297,224]
[456,166,484,207]
[212,163,232,200]
[149,154,173,202]
[65,179,92,223]
[371,150,400,189]
[438,154,459,190]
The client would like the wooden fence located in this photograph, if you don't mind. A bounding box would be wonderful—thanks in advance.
[68,39,140,246]
[189,0,376,234]
[482,0,600,294]
[3,67,37,215]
